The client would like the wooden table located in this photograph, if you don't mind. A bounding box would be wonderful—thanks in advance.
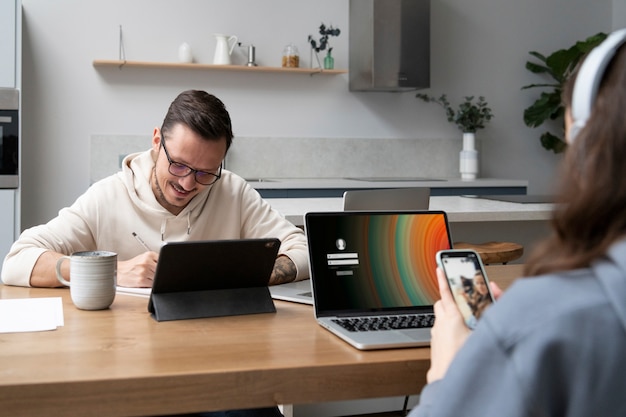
[0,265,523,417]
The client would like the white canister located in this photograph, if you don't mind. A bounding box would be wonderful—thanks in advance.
[178,42,193,63]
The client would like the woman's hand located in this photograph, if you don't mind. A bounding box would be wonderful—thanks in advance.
[490,281,503,300]
[427,267,472,383]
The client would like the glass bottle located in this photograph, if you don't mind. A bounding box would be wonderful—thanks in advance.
[323,49,334,70]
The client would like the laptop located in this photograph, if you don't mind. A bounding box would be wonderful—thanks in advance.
[343,187,431,211]
[147,238,280,321]
[270,188,432,306]
[305,210,453,350]
[269,279,313,305]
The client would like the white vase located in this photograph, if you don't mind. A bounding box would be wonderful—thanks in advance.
[178,42,193,63]
[460,132,478,180]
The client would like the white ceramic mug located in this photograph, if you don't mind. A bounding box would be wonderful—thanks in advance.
[56,251,117,310]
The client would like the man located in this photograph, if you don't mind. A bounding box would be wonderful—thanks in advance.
[3,90,305,416]
[2,89,308,289]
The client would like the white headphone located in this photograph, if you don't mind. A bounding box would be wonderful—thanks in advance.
[570,28,626,142]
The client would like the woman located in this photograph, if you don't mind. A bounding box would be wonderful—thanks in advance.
[409,29,626,417]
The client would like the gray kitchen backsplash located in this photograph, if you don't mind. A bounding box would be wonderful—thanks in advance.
[90,135,467,183]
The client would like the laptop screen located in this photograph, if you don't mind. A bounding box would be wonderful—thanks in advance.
[305,211,452,315]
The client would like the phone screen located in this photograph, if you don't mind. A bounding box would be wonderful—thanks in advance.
[437,250,495,329]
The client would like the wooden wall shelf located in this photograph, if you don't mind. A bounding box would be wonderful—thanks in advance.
[92,60,347,75]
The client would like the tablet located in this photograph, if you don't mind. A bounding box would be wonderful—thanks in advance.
[148,238,280,321]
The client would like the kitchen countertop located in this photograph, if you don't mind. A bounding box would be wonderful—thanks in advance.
[247,177,528,189]
[267,196,554,226]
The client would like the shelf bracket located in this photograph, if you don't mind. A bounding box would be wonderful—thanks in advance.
[118,25,127,69]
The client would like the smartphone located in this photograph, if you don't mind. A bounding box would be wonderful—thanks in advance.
[436,249,496,329]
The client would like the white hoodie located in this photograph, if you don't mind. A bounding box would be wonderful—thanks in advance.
[2,150,309,286]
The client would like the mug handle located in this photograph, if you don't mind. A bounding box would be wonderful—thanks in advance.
[55,256,71,286]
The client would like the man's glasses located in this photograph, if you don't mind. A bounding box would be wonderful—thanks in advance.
[160,136,222,185]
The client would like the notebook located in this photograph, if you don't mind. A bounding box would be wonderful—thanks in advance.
[305,210,453,350]
[343,187,431,211]
[147,238,280,321]
[269,279,313,305]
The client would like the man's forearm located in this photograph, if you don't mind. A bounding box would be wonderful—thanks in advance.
[269,255,297,285]
[30,250,67,288]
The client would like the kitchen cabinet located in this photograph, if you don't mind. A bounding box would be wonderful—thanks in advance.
[92,60,347,76]
[0,189,16,262]
[0,0,20,276]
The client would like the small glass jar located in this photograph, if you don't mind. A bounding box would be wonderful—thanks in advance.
[282,44,300,68]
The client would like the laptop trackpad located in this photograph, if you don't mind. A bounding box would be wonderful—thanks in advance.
[404,328,431,340]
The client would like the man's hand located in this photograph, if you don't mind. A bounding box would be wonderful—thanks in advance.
[269,255,297,285]
[116,251,159,288]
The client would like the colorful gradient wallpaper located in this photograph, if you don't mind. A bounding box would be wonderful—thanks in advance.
[307,212,452,312]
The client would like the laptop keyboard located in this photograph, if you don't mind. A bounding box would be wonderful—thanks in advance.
[332,314,435,332]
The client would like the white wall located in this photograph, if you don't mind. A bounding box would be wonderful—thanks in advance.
[0,0,16,87]
[615,0,626,28]
[20,0,614,229]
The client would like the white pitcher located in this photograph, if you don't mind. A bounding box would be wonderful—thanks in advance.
[213,34,238,65]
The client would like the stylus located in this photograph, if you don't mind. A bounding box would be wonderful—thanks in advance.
[132,232,152,252]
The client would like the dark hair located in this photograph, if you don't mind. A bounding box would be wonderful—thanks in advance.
[525,43,626,276]
[161,90,234,151]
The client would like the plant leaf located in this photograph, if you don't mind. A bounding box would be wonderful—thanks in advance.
[523,91,562,127]
[525,61,551,74]
[545,48,580,83]
[574,32,608,54]
[540,131,567,153]
[528,51,547,62]
[521,82,561,90]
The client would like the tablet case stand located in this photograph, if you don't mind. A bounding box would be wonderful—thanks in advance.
[150,286,276,322]
[147,238,280,322]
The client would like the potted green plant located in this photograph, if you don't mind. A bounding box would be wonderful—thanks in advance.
[522,32,607,153]
[416,94,494,180]
[416,94,494,133]
[308,23,340,70]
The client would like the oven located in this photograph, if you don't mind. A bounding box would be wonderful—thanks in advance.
[0,88,18,189]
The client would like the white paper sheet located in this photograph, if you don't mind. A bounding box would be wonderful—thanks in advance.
[116,286,151,297]
[0,297,64,333]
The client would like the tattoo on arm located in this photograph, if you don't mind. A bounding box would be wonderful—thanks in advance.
[269,255,297,285]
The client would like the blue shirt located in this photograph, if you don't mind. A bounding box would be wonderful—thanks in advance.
[410,239,626,417]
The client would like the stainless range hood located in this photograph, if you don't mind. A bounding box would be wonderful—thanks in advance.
[349,0,430,92]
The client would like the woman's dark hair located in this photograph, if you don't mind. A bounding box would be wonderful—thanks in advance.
[525,43,626,276]
[161,90,234,151]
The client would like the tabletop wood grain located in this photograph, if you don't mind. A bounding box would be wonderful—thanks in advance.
[0,264,524,416]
